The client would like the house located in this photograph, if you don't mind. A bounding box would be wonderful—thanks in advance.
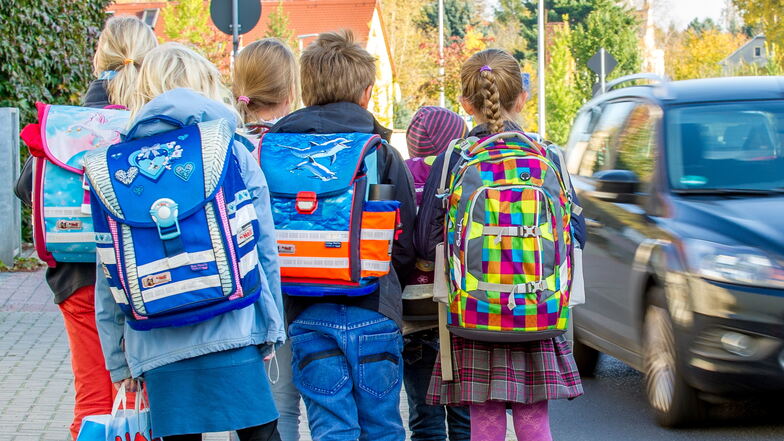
[106,0,396,128]
[720,34,768,74]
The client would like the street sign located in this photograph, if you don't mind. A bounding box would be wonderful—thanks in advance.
[210,0,261,36]
[210,0,261,56]
[587,48,617,95]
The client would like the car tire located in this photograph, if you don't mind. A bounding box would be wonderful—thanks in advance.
[572,337,600,377]
[643,287,705,427]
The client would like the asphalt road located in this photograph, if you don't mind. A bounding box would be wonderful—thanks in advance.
[548,355,784,441]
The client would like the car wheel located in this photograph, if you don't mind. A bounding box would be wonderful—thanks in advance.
[643,287,705,427]
[572,337,600,377]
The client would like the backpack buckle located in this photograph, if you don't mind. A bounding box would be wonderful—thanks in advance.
[295,191,318,215]
[150,198,181,240]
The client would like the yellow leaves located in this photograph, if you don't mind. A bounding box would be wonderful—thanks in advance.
[668,29,747,80]
[464,26,486,53]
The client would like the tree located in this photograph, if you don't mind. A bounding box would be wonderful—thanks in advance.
[571,4,642,101]
[265,1,297,51]
[545,21,581,145]
[687,17,720,35]
[667,29,746,80]
[418,0,477,38]
[733,0,784,62]
[161,0,231,74]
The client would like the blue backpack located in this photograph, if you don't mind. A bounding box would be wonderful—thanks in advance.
[84,117,261,330]
[259,133,400,296]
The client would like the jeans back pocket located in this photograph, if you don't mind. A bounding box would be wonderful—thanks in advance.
[291,331,349,395]
[358,330,403,397]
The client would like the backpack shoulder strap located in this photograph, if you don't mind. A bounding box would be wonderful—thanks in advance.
[545,143,583,216]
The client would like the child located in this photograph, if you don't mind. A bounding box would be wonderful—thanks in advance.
[415,49,586,441]
[232,38,302,441]
[91,42,286,440]
[13,16,157,439]
[264,30,416,441]
[403,107,470,441]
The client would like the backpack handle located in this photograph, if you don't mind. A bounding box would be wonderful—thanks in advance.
[468,131,542,156]
[124,114,185,140]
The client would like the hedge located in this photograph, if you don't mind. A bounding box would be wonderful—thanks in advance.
[0,0,112,127]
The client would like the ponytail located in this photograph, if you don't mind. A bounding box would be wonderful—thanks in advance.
[479,69,504,134]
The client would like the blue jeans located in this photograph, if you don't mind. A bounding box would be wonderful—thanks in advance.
[403,330,470,441]
[289,304,405,441]
[266,342,301,441]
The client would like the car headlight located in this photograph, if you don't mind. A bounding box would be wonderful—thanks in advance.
[683,239,784,289]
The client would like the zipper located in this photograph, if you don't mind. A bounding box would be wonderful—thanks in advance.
[461,184,557,287]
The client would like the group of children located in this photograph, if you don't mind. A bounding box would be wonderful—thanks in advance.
[19,15,585,441]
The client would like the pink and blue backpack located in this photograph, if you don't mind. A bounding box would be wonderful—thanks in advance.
[84,117,261,330]
[20,103,129,266]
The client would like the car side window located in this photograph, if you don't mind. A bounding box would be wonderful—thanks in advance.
[614,103,662,187]
[576,101,635,177]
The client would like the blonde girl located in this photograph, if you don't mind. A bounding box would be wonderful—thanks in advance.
[89,15,157,108]
[94,42,285,440]
[13,16,156,440]
[416,49,586,441]
[232,38,298,127]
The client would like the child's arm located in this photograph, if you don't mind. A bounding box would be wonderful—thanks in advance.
[93,259,131,383]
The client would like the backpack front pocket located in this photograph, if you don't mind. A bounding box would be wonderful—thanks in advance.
[359,200,400,279]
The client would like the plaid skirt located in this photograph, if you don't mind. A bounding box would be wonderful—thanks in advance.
[426,335,583,405]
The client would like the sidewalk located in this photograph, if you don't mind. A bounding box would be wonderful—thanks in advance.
[0,269,415,441]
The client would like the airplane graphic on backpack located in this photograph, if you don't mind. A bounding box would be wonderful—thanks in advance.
[259,132,401,296]
[84,117,262,330]
[20,103,130,266]
[435,131,581,342]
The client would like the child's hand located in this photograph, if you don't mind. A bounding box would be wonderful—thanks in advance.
[113,378,140,392]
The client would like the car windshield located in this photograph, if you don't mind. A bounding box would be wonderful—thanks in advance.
[667,101,784,192]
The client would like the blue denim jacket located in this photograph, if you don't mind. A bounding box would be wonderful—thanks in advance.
[94,88,286,381]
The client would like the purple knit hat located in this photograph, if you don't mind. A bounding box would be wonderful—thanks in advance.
[406,106,468,158]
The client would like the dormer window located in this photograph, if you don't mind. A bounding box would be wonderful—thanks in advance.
[755,47,762,57]
[142,8,159,28]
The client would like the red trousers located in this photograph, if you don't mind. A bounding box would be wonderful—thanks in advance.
[59,285,116,440]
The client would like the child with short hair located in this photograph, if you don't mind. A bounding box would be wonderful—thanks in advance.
[264,30,416,441]
[91,42,285,440]
[232,38,302,441]
[415,49,586,441]
[14,16,157,439]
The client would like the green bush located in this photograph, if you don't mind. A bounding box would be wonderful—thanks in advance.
[0,0,111,127]
[1,0,110,243]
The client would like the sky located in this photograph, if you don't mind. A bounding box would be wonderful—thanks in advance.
[662,0,726,29]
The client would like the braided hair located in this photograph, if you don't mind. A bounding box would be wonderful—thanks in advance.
[460,49,523,135]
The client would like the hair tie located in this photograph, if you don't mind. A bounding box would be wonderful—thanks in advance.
[237,96,250,104]
[480,65,493,72]
[122,58,134,65]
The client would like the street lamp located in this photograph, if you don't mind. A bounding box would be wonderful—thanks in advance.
[537,0,546,140]
[297,33,320,53]
[438,0,445,108]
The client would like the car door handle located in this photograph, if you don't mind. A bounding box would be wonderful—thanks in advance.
[585,218,603,229]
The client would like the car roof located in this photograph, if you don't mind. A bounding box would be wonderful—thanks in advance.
[583,76,784,109]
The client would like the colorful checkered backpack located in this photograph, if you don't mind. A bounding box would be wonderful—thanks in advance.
[84,117,262,330]
[259,133,400,296]
[436,131,579,342]
[19,103,130,266]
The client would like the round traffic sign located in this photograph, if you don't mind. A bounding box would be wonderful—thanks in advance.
[210,0,261,36]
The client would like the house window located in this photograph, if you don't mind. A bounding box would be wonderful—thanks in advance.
[141,8,159,28]
[755,47,762,57]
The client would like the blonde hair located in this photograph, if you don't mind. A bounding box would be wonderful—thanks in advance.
[461,49,523,134]
[93,16,157,108]
[300,30,376,106]
[129,42,235,119]
[232,38,299,123]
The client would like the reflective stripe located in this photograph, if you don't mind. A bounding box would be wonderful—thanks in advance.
[360,228,395,241]
[230,204,257,234]
[276,230,350,242]
[279,256,349,268]
[110,287,128,304]
[360,259,390,272]
[239,248,259,277]
[44,207,91,218]
[482,226,541,238]
[141,275,222,302]
[137,250,215,277]
[46,232,95,243]
[96,247,116,265]
[476,280,548,293]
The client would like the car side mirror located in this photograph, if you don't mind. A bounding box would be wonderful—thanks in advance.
[592,169,640,202]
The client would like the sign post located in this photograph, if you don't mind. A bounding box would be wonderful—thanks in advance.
[537,0,545,140]
[210,0,262,56]
[587,48,618,95]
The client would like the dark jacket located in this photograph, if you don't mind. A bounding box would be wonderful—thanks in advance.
[415,121,586,262]
[268,102,416,328]
[14,79,110,303]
